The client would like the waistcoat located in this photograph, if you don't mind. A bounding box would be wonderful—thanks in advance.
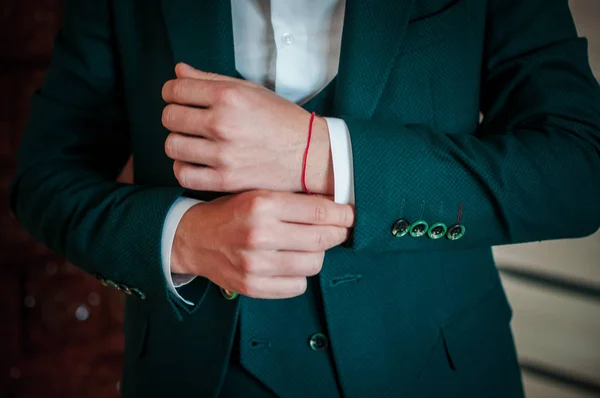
[238,77,342,398]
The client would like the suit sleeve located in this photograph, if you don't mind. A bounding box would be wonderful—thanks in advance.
[9,0,188,318]
[345,0,600,252]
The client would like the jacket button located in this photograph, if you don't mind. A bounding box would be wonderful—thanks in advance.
[95,273,109,287]
[309,333,329,352]
[118,284,132,295]
[446,224,465,241]
[409,220,429,238]
[391,219,410,237]
[428,223,447,240]
[130,288,146,300]
[105,280,118,289]
[220,287,239,300]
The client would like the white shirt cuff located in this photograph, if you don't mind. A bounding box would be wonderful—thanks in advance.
[161,196,203,306]
[325,117,355,205]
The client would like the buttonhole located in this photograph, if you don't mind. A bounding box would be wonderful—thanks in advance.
[330,274,362,287]
[250,339,271,349]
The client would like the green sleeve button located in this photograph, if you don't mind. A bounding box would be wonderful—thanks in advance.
[118,284,132,295]
[130,288,146,300]
[105,280,118,289]
[95,274,109,287]
[409,220,429,238]
[428,223,447,240]
[391,219,410,237]
[446,224,465,241]
[220,287,239,300]
[309,333,329,352]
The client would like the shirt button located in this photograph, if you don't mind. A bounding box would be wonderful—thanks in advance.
[309,333,329,352]
[281,32,294,45]
[130,288,146,300]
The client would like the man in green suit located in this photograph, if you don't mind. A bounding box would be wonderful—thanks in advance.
[10,0,600,396]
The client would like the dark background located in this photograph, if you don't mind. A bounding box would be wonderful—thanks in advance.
[1,2,124,397]
[0,1,598,398]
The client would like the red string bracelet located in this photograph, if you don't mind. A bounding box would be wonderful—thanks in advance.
[301,112,316,195]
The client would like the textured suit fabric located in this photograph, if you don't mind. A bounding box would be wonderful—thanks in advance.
[239,81,342,398]
[9,0,600,397]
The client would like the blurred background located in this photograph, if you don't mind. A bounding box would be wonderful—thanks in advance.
[0,0,598,397]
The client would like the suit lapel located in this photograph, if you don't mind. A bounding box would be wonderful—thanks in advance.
[160,0,415,116]
[334,0,416,118]
[160,0,237,77]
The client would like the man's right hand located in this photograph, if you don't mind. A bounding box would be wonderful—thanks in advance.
[171,190,355,299]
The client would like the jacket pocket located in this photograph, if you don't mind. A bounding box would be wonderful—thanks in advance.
[416,285,524,397]
[440,285,513,371]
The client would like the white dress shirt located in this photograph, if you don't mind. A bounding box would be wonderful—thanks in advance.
[161,0,355,304]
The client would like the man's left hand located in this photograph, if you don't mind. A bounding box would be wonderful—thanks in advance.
[161,63,334,195]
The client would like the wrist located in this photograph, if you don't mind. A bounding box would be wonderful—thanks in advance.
[305,116,334,195]
[171,203,203,275]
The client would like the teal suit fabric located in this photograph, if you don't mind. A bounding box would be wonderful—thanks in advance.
[238,80,342,398]
[10,0,600,397]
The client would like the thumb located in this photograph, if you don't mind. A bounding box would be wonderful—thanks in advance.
[175,62,213,79]
[175,63,236,82]
[175,63,259,88]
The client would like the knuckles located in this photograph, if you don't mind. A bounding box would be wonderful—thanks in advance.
[306,256,324,276]
[164,133,178,158]
[214,83,240,106]
[234,274,308,299]
[173,161,190,188]
[241,191,276,217]
[236,276,256,298]
[214,145,233,167]
[170,79,191,103]
[238,255,261,275]
[241,226,270,250]
[314,231,332,252]
[312,229,344,251]
[163,78,243,107]
[214,169,234,192]
[161,104,176,129]
[313,204,328,223]
[294,279,308,296]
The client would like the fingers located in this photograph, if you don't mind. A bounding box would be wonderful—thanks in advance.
[272,223,350,252]
[239,251,325,277]
[165,133,220,165]
[275,251,325,276]
[162,104,213,137]
[175,63,231,81]
[173,161,236,192]
[162,77,222,107]
[271,192,355,228]
[163,63,260,106]
[218,274,308,299]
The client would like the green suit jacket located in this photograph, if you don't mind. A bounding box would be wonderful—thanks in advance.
[10,0,600,396]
